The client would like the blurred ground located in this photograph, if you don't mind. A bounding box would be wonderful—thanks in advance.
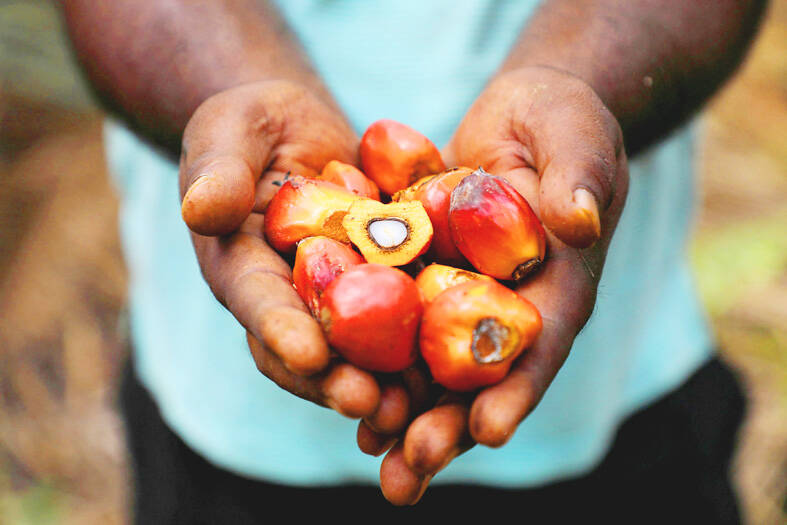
[0,1,785,524]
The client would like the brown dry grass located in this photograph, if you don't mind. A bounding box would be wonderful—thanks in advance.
[0,113,129,525]
[693,3,787,522]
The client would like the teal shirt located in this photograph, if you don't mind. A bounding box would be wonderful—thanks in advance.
[105,0,713,486]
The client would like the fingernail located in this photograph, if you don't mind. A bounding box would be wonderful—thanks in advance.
[322,394,344,416]
[411,474,433,505]
[370,437,398,457]
[182,174,213,205]
[573,188,601,240]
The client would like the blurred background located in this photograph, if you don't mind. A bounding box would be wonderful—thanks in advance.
[0,1,784,523]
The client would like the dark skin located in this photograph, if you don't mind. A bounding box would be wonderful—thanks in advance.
[62,0,767,505]
[63,0,396,421]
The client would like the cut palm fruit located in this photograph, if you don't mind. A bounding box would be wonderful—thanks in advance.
[264,175,365,254]
[342,199,433,267]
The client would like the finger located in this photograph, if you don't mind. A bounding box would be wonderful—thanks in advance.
[357,421,396,457]
[403,402,472,476]
[321,362,382,418]
[380,442,432,506]
[179,86,282,236]
[468,318,571,447]
[248,333,381,418]
[469,247,597,446]
[364,381,410,435]
[194,216,330,376]
[522,80,626,248]
[180,155,259,236]
[401,366,438,416]
[357,367,439,457]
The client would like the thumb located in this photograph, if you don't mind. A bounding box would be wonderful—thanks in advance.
[527,80,626,248]
[181,156,258,236]
[179,87,282,236]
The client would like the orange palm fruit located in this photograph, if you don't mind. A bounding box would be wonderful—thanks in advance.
[415,263,493,304]
[320,264,423,373]
[318,160,381,201]
[342,199,433,267]
[394,166,473,264]
[449,169,546,282]
[359,119,446,196]
[264,175,364,254]
[420,280,542,392]
[292,236,364,317]
[390,174,436,203]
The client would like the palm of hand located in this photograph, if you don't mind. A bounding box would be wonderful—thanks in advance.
[377,66,629,505]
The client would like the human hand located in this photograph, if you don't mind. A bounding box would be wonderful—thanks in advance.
[375,66,630,504]
[178,81,414,426]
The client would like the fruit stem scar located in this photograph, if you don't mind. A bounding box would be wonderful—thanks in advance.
[367,218,410,250]
[471,317,517,364]
[512,258,542,283]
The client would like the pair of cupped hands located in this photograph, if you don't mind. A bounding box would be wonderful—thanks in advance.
[178,66,628,505]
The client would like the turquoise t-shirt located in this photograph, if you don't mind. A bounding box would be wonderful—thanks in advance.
[105,0,713,487]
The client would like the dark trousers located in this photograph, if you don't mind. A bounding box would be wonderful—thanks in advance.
[120,357,747,524]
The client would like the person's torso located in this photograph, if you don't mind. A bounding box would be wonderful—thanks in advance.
[105,0,712,486]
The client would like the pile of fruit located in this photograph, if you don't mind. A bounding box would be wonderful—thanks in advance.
[264,119,545,392]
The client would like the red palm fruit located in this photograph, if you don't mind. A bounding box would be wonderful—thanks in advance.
[415,263,493,305]
[264,175,365,254]
[359,119,446,196]
[394,166,473,264]
[449,169,546,282]
[292,236,364,317]
[320,264,423,373]
[420,280,542,392]
[319,160,381,201]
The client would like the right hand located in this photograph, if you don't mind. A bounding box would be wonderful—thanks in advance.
[178,80,414,427]
[367,67,629,504]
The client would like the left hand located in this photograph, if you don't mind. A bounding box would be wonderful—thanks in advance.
[372,66,630,504]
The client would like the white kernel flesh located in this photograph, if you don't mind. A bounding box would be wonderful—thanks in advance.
[368,219,408,249]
